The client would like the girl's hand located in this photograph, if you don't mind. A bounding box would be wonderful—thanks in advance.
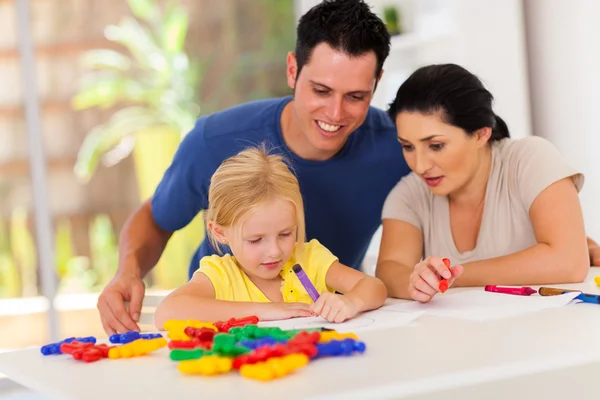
[409,256,463,303]
[258,302,314,321]
[309,292,359,323]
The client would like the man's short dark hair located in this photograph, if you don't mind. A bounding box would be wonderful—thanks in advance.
[295,0,391,79]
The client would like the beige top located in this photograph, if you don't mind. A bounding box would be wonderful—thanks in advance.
[382,137,584,264]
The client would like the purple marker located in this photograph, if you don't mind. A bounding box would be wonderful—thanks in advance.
[292,264,320,302]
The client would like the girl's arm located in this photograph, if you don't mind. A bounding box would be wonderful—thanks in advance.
[153,274,312,329]
[375,219,424,299]
[324,261,387,313]
[588,237,600,266]
[456,178,589,286]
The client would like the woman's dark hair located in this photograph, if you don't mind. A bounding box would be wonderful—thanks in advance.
[295,0,391,80]
[387,64,510,141]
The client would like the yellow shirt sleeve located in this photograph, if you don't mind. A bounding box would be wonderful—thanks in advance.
[195,255,234,301]
[302,239,339,294]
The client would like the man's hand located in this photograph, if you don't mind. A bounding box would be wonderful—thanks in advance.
[97,272,146,334]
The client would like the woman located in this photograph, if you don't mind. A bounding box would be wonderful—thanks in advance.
[376,63,589,302]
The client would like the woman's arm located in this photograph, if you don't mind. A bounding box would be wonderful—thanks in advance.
[456,178,589,286]
[375,219,424,299]
[153,274,312,329]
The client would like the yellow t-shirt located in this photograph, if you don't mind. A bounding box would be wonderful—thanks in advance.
[195,239,338,303]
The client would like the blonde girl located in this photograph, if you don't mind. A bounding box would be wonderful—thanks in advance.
[154,146,387,328]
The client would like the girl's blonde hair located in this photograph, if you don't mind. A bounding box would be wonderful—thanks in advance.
[205,145,306,254]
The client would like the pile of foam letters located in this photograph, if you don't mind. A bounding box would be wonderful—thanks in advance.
[40,316,366,381]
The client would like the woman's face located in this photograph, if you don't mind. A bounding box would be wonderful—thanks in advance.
[395,111,490,196]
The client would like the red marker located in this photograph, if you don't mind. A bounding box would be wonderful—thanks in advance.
[484,285,537,296]
[438,258,451,293]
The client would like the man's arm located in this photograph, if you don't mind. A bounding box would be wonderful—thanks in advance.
[96,117,214,334]
[118,199,173,278]
[97,199,173,335]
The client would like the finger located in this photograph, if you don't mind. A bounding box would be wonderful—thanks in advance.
[419,268,442,292]
[429,256,451,279]
[333,311,347,323]
[413,277,437,296]
[101,297,129,334]
[320,303,332,320]
[450,264,464,281]
[128,282,145,323]
[106,292,139,332]
[97,299,117,335]
[102,320,116,336]
[413,260,429,274]
[411,287,433,303]
[326,308,340,323]
[336,307,353,323]
[310,297,326,315]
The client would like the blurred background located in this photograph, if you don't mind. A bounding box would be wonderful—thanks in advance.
[0,0,598,373]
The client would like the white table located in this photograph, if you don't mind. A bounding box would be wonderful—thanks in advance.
[1,268,599,400]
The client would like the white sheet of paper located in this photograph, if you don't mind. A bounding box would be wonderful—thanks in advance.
[384,291,581,321]
[258,308,424,333]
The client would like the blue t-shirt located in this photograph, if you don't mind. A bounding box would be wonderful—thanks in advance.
[151,97,410,278]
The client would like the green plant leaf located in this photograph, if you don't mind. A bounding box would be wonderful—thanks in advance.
[80,49,132,72]
[163,6,188,55]
[0,220,20,298]
[0,254,21,298]
[127,0,158,22]
[74,107,165,182]
[105,17,166,74]
[89,214,118,287]
[55,219,75,279]
[72,0,201,178]
[10,207,37,297]
[71,76,146,110]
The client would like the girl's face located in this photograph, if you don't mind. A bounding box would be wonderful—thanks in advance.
[395,111,490,197]
[221,198,298,281]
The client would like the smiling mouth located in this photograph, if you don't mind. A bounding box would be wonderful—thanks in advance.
[315,120,344,136]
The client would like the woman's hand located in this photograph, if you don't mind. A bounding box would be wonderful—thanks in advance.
[409,256,463,303]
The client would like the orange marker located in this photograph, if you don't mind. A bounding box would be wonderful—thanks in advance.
[438,258,451,293]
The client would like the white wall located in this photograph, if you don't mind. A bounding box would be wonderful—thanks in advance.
[450,0,532,139]
[524,0,600,239]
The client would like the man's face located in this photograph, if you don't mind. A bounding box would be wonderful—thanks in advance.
[285,43,380,160]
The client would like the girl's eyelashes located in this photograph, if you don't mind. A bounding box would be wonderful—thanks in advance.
[247,232,292,244]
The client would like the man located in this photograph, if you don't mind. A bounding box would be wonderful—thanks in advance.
[98,0,600,334]
[98,0,404,334]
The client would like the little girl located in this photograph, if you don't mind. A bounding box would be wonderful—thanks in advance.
[154,146,387,329]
